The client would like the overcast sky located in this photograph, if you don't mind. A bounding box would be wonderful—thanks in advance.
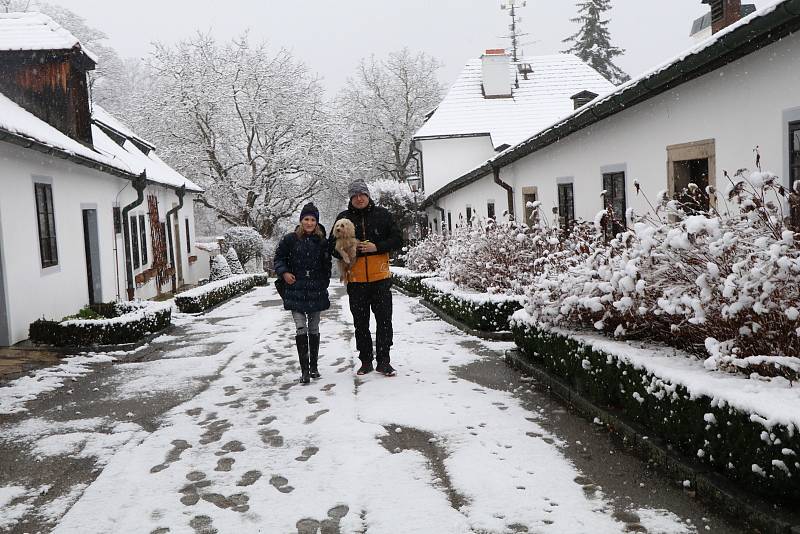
[54,0,773,94]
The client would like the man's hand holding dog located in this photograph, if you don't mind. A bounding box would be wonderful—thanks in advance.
[357,241,377,254]
[282,272,296,285]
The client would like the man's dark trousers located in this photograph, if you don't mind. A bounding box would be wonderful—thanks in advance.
[347,278,393,365]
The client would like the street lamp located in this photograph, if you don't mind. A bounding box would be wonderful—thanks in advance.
[406,175,421,240]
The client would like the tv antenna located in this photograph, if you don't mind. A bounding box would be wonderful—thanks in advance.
[500,0,530,62]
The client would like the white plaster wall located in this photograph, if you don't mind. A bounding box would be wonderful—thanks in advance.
[426,174,510,233]
[0,142,128,345]
[418,136,496,195]
[494,30,800,225]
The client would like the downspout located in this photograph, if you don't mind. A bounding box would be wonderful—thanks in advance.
[121,172,147,300]
[165,184,186,294]
[492,164,515,220]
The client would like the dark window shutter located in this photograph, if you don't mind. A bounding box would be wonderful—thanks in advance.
[130,216,140,269]
[34,183,58,268]
[185,219,191,254]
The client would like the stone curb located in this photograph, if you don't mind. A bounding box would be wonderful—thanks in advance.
[505,348,800,534]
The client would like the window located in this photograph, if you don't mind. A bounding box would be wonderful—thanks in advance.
[522,188,538,224]
[791,121,800,228]
[138,214,148,265]
[447,211,452,233]
[602,171,627,238]
[130,216,140,269]
[185,219,191,254]
[34,182,58,268]
[433,218,439,234]
[667,139,716,215]
[557,183,575,231]
[487,201,496,220]
[113,206,121,234]
[465,206,473,226]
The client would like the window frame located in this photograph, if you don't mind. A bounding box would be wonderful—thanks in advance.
[138,213,148,266]
[185,218,191,255]
[34,181,59,269]
[557,182,575,231]
[130,215,140,269]
[601,170,627,238]
[487,200,496,220]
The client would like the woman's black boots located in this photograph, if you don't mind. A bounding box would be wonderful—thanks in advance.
[309,333,321,379]
[295,334,311,384]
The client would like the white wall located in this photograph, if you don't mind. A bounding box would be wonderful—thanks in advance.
[0,142,208,345]
[418,135,496,196]
[441,29,800,229]
[0,142,128,345]
[426,174,510,233]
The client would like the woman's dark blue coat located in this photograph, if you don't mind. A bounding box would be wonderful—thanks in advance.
[273,226,332,313]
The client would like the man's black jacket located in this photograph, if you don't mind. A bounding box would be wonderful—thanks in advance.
[329,199,403,259]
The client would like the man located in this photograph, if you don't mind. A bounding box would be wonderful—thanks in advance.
[330,179,403,376]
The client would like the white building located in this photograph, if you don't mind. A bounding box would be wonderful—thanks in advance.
[413,49,614,232]
[418,0,800,237]
[0,13,207,346]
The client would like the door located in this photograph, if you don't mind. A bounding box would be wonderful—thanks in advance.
[173,218,183,286]
[82,209,102,304]
[0,210,9,346]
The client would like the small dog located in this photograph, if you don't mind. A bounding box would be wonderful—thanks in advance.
[332,218,359,283]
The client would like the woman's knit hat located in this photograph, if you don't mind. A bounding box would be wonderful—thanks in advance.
[299,203,320,222]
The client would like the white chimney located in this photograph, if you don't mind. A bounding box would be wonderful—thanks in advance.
[481,49,512,98]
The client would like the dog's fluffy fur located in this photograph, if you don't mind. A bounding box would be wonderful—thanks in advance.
[333,218,359,283]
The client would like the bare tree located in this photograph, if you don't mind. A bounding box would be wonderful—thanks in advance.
[337,48,444,183]
[0,0,31,12]
[124,33,333,239]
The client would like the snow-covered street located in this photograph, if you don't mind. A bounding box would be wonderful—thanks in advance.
[0,285,738,533]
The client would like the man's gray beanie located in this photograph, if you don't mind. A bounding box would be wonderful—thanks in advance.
[348,179,370,199]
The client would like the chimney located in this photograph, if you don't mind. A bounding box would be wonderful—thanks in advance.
[481,49,512,99]
[570,90,599,110]
[704,0,742,33]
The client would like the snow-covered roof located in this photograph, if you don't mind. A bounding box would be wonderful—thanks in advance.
[0,12,96,62]
[92,105,155,150]
[413,54,615,150]
[0,90,128,173]
[422,0,799,207]
[91,112,202,192]
[0,90,201,192]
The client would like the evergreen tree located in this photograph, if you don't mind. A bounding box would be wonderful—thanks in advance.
[562,0,630,85]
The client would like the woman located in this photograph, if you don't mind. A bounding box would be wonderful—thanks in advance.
[273,203,332,384]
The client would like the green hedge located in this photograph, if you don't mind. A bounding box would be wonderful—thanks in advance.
[419,280,523,333]
[29,303,172,347]
[512,321,800,503]
[392,274,431,295]
[175,274,264,313]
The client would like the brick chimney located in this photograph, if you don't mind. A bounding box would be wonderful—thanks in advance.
[704,0,742,34]
[481,49,512,99]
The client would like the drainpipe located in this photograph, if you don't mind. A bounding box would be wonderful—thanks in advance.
[492,164,515,220]
[121,172,147,300]
[165,184,186,294]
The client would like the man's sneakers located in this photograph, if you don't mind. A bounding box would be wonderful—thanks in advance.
[356,361,374,376]
[376,362,397,377]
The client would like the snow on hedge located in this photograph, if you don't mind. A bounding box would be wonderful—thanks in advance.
[175,274,268,313]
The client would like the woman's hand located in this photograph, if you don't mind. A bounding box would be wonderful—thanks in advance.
[283,272,296,285]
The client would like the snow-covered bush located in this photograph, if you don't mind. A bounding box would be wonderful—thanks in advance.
[29,301,172,347]
[444,218,598,295]
[224,226,264,267]
[224,247,245,275]
[530,169,800,378]
[175,274,265,313]
[210,254,232,281]
[403,232,448,273]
